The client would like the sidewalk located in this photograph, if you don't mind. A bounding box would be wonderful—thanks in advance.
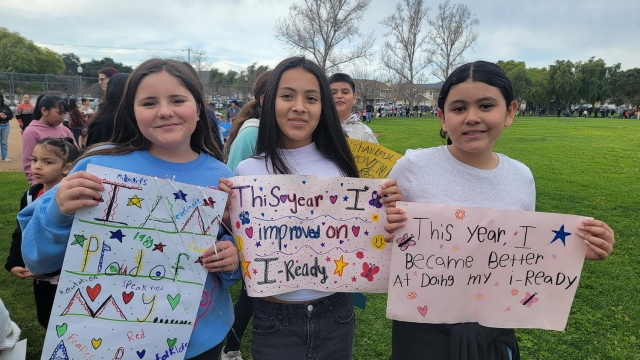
[0,120,27,172]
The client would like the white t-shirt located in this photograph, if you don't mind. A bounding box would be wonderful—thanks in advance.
[235,142,343,302]
[389,146,535,211]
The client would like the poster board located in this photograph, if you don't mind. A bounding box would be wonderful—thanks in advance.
[347,138,401,179]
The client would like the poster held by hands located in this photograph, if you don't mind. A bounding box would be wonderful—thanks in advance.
[386,202,587,331]
[229,175,391,297]
[41,165,228,360]
[347,138,401,179]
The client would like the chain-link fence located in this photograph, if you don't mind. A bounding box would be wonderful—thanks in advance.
[0,72,102,103]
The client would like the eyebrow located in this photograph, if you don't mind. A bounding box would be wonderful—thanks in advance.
[137,94,189,101]
[279,86,320,94]
[448,96,499,105]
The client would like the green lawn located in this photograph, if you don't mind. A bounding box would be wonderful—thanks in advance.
[1,116,639,359]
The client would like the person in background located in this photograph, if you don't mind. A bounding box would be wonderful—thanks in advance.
[227,100,240,121]
[0,93,14,161]
[16,94,34,131]
[67,99,84,144]
[79,98,94,117]
[0,299,20,356]
[329,73,378,144]
[365,101,374,123]
[85,73,129,146]
[98,67,119,92]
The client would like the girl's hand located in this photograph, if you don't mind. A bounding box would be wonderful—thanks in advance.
[218,177,235,229]
[55,171,104,215]
[10,266,33,279]
[202,241,238,272]
[580,219,615,260]
[385,207,407,242]
[379,179,403,207]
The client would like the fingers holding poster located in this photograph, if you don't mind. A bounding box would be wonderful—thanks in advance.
[386,202,588,331]
[229,175,392,296]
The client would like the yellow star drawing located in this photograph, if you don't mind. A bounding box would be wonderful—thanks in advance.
[333,255,349,277]
[241,253,252,279]
[127,195,143,208]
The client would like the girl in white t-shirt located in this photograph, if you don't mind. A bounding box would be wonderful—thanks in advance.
[385,61,615,360]
[221,56,400,360]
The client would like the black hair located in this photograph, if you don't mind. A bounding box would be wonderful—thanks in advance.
[91,73,128,124]
[77,58,222,162]
[33,95,69,120]
[81,98,87,103]
[0,93,4,106]
[68,98,78,110]
[438,61,515,144]
[35,137,80,165]
[328,73,356,93]
[231,100,239,106]
[255,56,358,177]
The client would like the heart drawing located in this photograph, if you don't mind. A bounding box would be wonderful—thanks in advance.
[122,291,134,304]
[167,338,178,348]
[417,305,428,317]
[330,195,338,204]
[86,284,102,302]
[91,338,102,349]
[351,226,360,237]
[55,323,68,338]
[245,227,254,238]
[168,294,181,310]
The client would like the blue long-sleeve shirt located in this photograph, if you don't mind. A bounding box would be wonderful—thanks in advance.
[18,150,241,359]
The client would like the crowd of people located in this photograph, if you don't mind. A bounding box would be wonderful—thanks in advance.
[2,58,616,360]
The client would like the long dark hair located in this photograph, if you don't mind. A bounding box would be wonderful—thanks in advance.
[438,61,515,144]
[77,58,222,162]
[92,73,128,124]
[255,57,358,177]
[225,70,272,157]
[33,95,68,120]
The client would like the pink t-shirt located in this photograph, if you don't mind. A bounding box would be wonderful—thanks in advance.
[22,120,77,185]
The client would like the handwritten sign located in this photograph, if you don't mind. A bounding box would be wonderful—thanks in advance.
[386,202,587,331]
[230,175,391,296]
[41,165,227,360]
[347,138,401,179]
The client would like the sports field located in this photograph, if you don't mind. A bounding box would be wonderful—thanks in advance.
[1,116,638,359]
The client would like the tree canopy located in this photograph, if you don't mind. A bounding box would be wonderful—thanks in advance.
[0,27,64,74]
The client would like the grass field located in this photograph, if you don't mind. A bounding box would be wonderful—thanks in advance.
[1,116,639,359]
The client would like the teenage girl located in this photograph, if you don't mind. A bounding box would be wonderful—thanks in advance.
[220,70,271,360]
[22,95,76,185]
[18,59,241,360]
[5,137,79,328]
[67,98,84,144]
[385,61,615,360]
[220,56,401,360]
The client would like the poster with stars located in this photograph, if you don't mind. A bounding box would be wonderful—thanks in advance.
[41,165,228,360]
[386,202,588,331]
[229,175,391,297]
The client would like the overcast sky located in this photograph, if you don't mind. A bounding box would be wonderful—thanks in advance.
[2,0,638,81]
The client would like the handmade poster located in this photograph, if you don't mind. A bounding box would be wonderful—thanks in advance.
[0,339,26,360]
[386,202,588,331]
[230,175,391,296]
[347,138,401,179]
[41,165,228,360]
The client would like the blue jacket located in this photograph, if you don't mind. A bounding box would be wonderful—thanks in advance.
[18,150,241,359]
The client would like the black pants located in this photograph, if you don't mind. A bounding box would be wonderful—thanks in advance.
[33,279,58,328]
[224,280,253,351]
[189,341,223,360]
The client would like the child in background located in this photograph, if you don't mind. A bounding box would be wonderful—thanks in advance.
[5,137,79,328]
[22,95,76,184]
[385,61,615,360]
[328,73,378,144]
[221,56,401,360]
[18,59,241,360]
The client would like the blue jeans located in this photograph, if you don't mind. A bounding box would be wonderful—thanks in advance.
[251,292,355,360]
[0,122,9,159]
[365,112,372,123]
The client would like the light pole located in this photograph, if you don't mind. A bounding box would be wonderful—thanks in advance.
[77,65,83,98]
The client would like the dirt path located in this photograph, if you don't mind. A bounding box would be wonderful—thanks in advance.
[0,119,28,173]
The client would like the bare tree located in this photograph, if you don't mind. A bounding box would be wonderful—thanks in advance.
[274,0,375,72]
[190,49,210,72]
[380,0,432,108]
[427,0,479,81]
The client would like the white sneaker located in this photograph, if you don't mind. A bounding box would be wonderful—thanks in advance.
[221,348,243,360]
[2,158,9,162]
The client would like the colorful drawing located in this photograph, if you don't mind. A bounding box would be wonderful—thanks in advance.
[229,175,391,296]
[386,202,588,331]
[41,165,228,360]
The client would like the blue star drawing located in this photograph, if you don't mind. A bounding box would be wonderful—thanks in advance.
[364,230,369,236]
[311,210,314,215]
[320,242,325,247]
[255,241,262,248]
[259,187,263,191]
[110,229,126,243]
[174,190,188,202]
[551,225,571,246]
[343,195,349,201]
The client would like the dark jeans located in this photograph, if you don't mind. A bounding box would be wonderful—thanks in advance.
[188,341,223,360]
[224,280,253,352]
[33,279,57,328]
[251,292,355,360]
[71,128,82,145]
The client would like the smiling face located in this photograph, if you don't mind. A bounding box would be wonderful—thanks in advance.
[31,144,70,188]
[275,67,322,149]
[439,79,517,166]
[330,81,356,121]
[134,71,199,161]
